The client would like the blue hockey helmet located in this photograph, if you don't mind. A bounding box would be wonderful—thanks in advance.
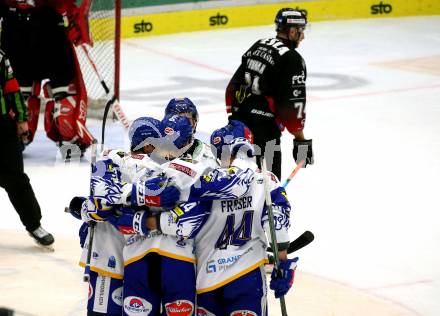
[165,97,199,131]
[129,116,161,151]
[160,114,194,152]
[210,120,254,165]
[275,8,307,32]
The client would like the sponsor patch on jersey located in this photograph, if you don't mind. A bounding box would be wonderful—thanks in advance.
[206,260,217,273]
[202,175,212,183]
[107,256,116,268]
[165,300,194,316]
[88,282,93,300]
[230,310,257,316]
[60,105,72,114]
[169,162,196,177]
[124,296,152,315]
[130,154,145,160]
[112,287,123,306]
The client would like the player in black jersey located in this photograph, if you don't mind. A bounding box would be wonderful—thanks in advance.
[225,8,314,178]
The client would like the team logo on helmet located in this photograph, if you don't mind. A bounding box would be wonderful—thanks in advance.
[164,127,175,135]
[165,300,194,316]
[212,136,222,145]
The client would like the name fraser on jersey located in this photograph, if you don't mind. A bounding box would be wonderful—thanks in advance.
[221,196,253,212]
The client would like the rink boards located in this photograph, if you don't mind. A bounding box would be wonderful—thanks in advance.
[91,0,440,39]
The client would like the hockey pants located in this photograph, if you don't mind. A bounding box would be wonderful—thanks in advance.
[123,253,196,316]
[197,266,268,316]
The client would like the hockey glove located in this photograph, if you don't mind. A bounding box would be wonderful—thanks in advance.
[293,139,314,168]
[81,197,116,222]
[91,159,122,184]
[270,257,299,298]
[131,176,180,208]
[64,2,92,46]
[78,222,88,248]
[107,209,150,236]
[90,159,131,207]
[68,196,87,220]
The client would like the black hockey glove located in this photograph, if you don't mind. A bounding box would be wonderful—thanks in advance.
[293,139,314,168]
[68,196,87,220]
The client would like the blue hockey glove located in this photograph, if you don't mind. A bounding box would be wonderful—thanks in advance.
[78,222,88,248]
[293,139,314,167]
[270,257,299,298]
[107,209,150,236]
[131,176,180,208]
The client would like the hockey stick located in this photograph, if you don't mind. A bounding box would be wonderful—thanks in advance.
[83,139,98,282]
[267,230,314,254]
[80,44,110,94]
[281,160,304,188]
[261,157,288,316]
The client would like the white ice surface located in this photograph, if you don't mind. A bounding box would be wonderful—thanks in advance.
[1,16,439,315]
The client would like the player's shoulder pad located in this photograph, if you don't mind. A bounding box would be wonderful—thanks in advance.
[103,148,127,163]
[201,165,250,184]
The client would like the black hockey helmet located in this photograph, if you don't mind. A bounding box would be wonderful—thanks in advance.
[275,8,307,32]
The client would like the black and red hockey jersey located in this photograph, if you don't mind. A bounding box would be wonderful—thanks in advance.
[226,37,307,141]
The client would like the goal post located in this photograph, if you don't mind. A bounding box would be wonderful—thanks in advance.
[75,0,121,118]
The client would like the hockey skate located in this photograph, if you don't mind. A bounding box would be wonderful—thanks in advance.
[28,226,55,251]
[58,140,91,161]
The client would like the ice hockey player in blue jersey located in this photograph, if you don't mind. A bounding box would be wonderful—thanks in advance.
[68,116,180,316]
[115,114,199,316]
[163,97,217,167]
[129,120,299,316]
[109,112,219,316]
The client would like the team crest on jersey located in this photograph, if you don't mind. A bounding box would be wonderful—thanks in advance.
[124,296,152,315]
[197,307,215,316]
[165,300,194,316]
[230,310,257,316]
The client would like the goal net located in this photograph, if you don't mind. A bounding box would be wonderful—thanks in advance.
[75,0,121,118]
